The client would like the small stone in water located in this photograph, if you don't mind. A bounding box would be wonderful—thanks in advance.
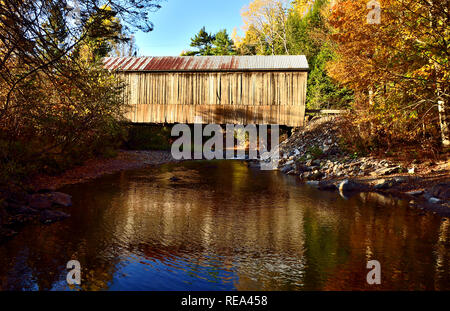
[406,190,424,196]
[428,197,441,204]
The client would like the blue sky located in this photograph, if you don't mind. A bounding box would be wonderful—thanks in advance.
[134,0,250,56]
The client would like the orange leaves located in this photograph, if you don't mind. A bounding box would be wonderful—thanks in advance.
[327,0,449,150]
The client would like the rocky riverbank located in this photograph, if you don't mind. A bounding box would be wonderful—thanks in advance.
[0,191,73,242]
[275,117,450,215]
[0,150,176,242]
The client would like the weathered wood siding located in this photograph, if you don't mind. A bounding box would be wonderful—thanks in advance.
[119,71,307,126]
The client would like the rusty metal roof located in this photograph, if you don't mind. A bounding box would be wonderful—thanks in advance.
[103,56,309,72]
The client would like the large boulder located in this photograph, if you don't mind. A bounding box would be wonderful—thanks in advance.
[374,179,396,190]
[338,179,367,193]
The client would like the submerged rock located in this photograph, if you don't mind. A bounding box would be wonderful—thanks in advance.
[40,210,70,224]
[6,205,39,216]
[406,190,424,196]
[29,192,72,209]
[29,194,53,210]
[50,192,72,207]
[305,180,320,187]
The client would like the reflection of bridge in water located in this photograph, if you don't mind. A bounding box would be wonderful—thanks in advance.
[103,56,309,127]
[0,161,449,290]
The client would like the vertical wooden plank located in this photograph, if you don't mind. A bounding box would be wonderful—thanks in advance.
[118,68,307,127]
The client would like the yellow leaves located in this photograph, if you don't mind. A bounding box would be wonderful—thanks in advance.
[230,27,243,48]
[330,0,447,149]
[241,0,271,33]
[78,44,93,63]
[292,0,314,17]
[409,110,418,119]
[238,0,291,54]
[99,4,113,11]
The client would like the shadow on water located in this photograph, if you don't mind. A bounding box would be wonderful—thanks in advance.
[0,160,448,290]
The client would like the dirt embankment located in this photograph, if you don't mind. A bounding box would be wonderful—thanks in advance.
[31,150,175,191]
[276,117,450,215]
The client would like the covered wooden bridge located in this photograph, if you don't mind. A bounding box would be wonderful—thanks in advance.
[103,55,309,126]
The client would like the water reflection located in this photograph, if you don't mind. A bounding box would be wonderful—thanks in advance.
[0,160,448,290]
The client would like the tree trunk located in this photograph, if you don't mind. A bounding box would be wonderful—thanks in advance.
[369,88,374,106]
[438,100,450,147]
[428,0,449,148]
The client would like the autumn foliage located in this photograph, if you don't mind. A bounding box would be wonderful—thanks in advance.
[0,0,160,191]
[327,0,449,155]
[234,0,448,156]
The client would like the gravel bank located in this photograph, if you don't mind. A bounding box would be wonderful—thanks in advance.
[32,150,176,191]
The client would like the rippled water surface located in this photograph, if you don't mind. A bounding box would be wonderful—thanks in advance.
[0,160,449,290]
